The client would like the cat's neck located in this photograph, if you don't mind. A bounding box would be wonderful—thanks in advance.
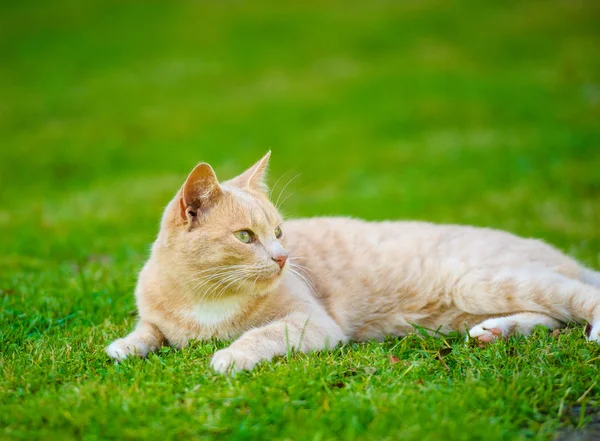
[187,295,247,327]
[183,272,295,328]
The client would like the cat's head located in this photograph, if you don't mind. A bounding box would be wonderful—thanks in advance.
[157,152,288,298]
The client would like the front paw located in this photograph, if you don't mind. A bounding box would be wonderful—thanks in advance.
[106,338,149,361]
[210,348,259,374]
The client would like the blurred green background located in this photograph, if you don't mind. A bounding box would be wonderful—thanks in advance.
[2,1,600,440]
[2,0,599,262]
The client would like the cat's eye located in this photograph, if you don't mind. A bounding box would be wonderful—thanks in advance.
[234,230,253,244]
[275,226,283,239]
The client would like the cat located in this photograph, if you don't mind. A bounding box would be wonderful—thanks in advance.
[106,152,600,374]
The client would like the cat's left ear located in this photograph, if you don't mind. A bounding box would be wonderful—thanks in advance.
[230,151,271,193]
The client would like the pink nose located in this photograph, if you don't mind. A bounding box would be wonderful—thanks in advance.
[272,255,287,269]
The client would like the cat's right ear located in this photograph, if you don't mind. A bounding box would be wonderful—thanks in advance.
[179,163,222,221]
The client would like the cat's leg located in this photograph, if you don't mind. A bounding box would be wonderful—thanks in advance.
[520,275,600,344]
[466,312,562,344]
[456,271,600,344]
[210,310,348,374]
[563,272,600,342]
[106,320,165,361]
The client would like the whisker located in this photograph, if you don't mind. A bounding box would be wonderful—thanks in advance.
[288,270,315,295]
[291,262,318,286]
[186,264,257,278]
[195,270,253,299]
[278,186,302,209]
[288,266,318,296]
[275,173,301,209]
[214,272,255,299]
[189,268,253,299]
[289,261,316,277]
[155,262,276,302]
[269,169,294,199]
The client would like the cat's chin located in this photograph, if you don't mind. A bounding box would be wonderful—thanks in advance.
[254,274,282,287]
[247,271,285,291]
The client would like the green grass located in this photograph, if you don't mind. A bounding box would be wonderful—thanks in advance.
[2,1,600,440]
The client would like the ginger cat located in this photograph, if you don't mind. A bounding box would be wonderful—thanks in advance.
[107,152,600,373]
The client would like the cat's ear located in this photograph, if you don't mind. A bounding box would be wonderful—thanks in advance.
[179,162,222,220]
[231,151,271,193]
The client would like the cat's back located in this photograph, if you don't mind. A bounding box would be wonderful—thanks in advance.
[284,217,442,258]
[282,217,450,301]
[284,216,497,259]
[283,216,578,280]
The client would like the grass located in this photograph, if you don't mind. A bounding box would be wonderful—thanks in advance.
[1,0,600,440]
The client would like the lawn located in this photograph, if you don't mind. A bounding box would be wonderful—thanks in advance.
[2,1,600,440]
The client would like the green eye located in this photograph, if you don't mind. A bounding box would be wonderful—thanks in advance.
[275,226,283,239]
[234,230,253,244]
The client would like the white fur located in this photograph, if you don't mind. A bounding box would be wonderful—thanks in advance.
[187,296,243,327]
[211,348,259,374]
[467,312,562,342]
[589,325,600,343]
[106,338,150,361]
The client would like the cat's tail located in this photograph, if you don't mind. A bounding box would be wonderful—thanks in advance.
[581,268,600,287]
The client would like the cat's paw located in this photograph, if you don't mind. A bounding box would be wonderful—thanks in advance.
[467,317,514,346]
[466,325,504,346]
[106,338,149,361]
[588,324,600,344]
[210,348,259,374]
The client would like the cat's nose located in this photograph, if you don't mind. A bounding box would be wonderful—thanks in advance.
[272,255,288,269]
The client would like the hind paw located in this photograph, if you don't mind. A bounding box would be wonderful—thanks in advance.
[466,316,510,346]
[467,325,504,346]
[588,325,600,344]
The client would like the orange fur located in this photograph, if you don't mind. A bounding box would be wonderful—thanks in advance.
[107,153,600,373]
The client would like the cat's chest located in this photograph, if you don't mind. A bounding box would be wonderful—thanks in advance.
[160,295,277,347]
[153,297,244,347]
[187,297,243,327]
